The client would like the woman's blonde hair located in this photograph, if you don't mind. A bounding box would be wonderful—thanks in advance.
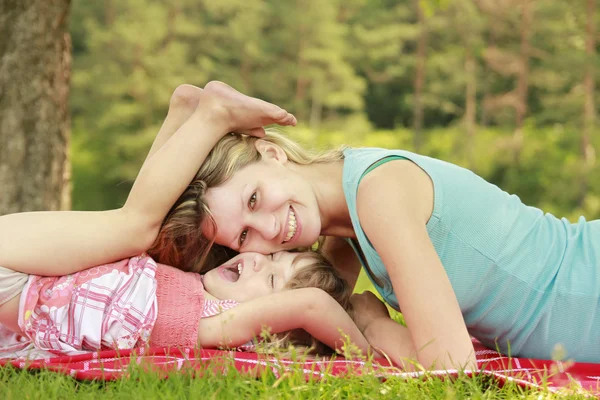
[148,129,344,273]
[260,250,354,356]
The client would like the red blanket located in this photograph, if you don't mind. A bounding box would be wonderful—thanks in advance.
[1,340,599,395]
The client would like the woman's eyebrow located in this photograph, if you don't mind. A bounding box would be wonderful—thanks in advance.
[240,183,249,207]
[229,234,239,250]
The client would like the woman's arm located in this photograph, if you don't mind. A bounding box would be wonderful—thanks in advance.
[197,288,373,357]
[351,291,418,370]
[0,82,296,275]
[356,159,476,370]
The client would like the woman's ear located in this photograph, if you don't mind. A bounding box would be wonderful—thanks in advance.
[254,139,288,163]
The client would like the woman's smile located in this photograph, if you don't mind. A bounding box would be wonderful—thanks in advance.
[282,205,302,244]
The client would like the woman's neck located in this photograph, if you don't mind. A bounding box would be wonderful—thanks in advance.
[289,161,356,238]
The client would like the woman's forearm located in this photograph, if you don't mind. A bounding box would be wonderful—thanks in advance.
[300,291,373,357]
[363,317,418,370]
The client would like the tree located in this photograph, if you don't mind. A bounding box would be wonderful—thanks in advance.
[70,0,204,210]
[582,0,596,169]
[580,0,596,204]
[513,0,533,161]
[0,0,72,215]
[413,0,428,151]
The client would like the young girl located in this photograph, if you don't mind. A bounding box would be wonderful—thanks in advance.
[0,250,356,358]
[0,82,371,360]
[155,101,600,369]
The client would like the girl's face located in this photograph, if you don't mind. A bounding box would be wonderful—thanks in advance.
[203,143,322,254]
[202,251,313,302]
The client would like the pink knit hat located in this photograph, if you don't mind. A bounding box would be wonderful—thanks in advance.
[149,263,205,348]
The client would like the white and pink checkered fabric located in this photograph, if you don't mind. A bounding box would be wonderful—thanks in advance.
[16,256,158,356]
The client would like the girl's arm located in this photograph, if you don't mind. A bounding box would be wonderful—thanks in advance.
[197,288,373,357]
[0,86,202,275]
[140,84,201,172]
[0,82,295,275]
[356,159,476,370]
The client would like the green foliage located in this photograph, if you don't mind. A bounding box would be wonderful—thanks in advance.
[70,0,600,222]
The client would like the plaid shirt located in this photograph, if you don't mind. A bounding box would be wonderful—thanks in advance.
[17,256,158,356]
[0,256,256,358]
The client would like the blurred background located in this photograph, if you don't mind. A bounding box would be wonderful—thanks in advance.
[2,0,600,223]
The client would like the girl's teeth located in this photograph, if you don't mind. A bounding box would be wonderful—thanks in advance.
[237,263,242,275]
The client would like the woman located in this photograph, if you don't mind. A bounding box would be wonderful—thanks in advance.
[0,82,375,360]
[154,85,600,369]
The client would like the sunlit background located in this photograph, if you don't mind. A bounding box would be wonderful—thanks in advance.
[69,0,599,223]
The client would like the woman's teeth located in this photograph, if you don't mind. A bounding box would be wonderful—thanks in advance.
[237,263,242,275]
[284,209,297,242]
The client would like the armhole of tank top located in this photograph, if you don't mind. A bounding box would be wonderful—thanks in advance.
[348,238,386,289]
[359,155,407,182]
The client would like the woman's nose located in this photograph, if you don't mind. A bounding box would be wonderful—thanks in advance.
[250,213,279,241]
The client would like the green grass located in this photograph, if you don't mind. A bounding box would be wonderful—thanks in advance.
[1,355,585,400]
[0,343,594,399]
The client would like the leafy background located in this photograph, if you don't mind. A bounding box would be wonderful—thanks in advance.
[70,0,600,223]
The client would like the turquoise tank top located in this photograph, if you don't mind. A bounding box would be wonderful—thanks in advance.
[342,147,600,362]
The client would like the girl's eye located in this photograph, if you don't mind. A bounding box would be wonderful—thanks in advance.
[248,192,257,209]
[269,274,275,289]
[239,229,248,246]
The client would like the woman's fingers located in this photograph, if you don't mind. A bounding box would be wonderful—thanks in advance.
[236,127,266,137]
[282,112,297,126]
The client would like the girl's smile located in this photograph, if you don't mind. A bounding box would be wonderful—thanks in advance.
[203,251,312,302]
[218,260,243,282]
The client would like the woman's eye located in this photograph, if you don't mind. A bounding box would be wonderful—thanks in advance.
[239,229,248,246]
[248,192,257,209]
[269,274,275,289]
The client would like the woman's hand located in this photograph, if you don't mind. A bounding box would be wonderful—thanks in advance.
[197,81,297,138]
[350,291,390,332]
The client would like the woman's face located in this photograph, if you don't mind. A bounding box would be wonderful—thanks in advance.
[202,251,312,302]
[203,145,322,254]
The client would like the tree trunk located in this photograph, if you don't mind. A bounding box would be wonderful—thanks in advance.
[465,44,477,168]
[309,82,323,134]
[413,0,427,151]
[481,24,497,127]
[513,0,532,162]
[295,38,309,122]
[0,0,72,215]
[580,0,596,206]
[105,0,115,25]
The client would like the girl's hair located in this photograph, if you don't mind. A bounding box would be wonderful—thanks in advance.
[261,250,354,356]
[148,129,344,273]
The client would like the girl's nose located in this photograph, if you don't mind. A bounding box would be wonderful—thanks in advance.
[253,253,271,272]
[254,253,275,272]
